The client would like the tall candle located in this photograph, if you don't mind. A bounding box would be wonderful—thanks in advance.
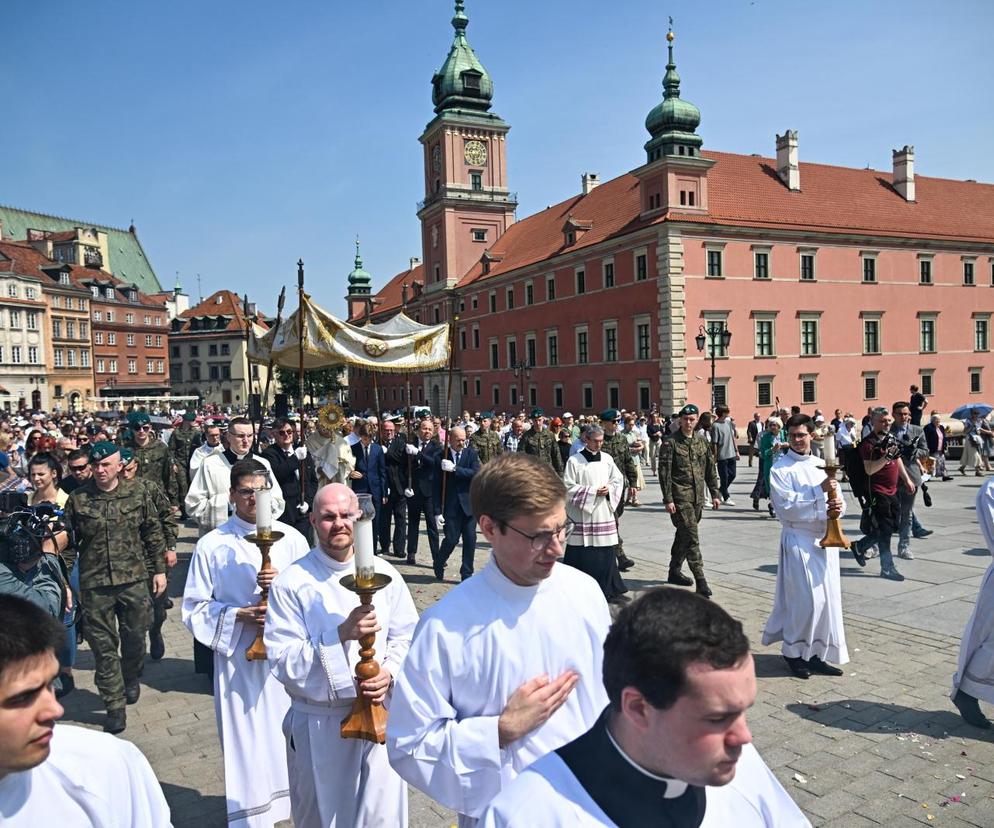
[822,429,837,465]
[354,494,376,587]
[255,487,273,536]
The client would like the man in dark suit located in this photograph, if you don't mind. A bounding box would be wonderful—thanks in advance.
[350,421,387,551]
[262,416,318,543]
[433,426,482,582]
[379,417,407,556]
[392,417,441,566]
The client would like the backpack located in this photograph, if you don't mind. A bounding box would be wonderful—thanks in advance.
[840,444,869,505]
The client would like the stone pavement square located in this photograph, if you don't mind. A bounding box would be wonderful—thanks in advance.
[58,466,994,826]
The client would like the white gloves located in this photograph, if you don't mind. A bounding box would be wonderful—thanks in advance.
[441,459,456,472]
[296,502,309,514]
[294,446,308,460]
[405,443,420,456]
[436,515,445,529]
[404,487,415,498]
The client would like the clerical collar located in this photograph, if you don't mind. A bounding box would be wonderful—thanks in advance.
[581,449,601,462]
[557,709,705,828]
[787,449,813,461]
[223,448,249,466]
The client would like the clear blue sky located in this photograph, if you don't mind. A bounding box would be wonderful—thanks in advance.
[3,0,991,318]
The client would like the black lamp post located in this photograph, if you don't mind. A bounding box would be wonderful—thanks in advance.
[695,323,732,411]
[512,360,532,412]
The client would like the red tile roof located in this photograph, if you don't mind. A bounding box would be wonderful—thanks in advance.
[176,289,269,333]
[368,263,424,318]
[0,240,57,277]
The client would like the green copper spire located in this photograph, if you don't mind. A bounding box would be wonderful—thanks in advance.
[347,236,372,295]
[644,22,703,163]
[431,0,494,114]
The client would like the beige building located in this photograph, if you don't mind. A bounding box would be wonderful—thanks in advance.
[0,243,50,411]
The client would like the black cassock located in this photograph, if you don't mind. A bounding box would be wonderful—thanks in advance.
[261,444,318,544]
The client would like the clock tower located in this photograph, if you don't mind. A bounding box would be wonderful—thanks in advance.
[418,1,516,294]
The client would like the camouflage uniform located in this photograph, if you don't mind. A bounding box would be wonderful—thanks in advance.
[601,429,638,559]
[129,437,178,508]
[136,477,179,649]
[658,430,720,583]
[470,428,503,465]
[518,428,564,474]
[64,478,166,712]
[167,424,197,511]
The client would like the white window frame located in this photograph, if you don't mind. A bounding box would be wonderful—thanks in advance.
[752,245,771,280]
[752,311,777,358]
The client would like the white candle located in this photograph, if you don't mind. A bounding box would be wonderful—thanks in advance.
[822,430,837,465]
[255,487,273,535]
[354,514,376,587]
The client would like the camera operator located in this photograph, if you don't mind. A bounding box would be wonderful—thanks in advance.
[851,407,915,582]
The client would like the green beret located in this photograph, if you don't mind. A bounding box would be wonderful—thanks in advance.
[530,407,545,419]
[481,411,494,421]
[679,404,700,417]
[599,408,620,422]
[89,441,120,462]
[127,411,150,427]
[119,447,134,463]
[182,411,197,421]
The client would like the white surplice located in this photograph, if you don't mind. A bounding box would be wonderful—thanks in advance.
[563,451,624,547]
[182,515,310,828]
[386,558,611,827]
[190,441,223,475]
[477,743,811,828]
[762,450,849,664]
[953,480,994,703]
[185,452,285,537]
[264,550,418,828]
[0,724,171,827]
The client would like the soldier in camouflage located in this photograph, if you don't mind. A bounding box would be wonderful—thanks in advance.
[126,410,178,510]
[599,409,638,572]
[168,410,198,516]
[64,441,167,734]
[469,411,503,465]
[658,404,722,598]
[121,447,179,663]
[517,407,563,475]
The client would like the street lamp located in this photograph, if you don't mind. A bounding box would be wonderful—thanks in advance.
[511,360,532,412]
[695,323,732,411]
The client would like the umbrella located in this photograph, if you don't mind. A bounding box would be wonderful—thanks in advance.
[951,404,993,420]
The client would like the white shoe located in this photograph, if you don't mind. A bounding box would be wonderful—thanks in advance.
[864,547,879,559]
[898,549,914,560]
[723,498,736,506]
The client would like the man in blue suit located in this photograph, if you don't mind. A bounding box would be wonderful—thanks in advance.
[433,425,481,582]
[350,421,388,552]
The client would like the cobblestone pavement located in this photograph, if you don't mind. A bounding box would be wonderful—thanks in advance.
[60,464,994,826]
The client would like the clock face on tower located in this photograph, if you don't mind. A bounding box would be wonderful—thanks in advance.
[464,140,487,166]
[431,145,441,173]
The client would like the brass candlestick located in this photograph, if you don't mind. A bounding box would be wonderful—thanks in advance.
[340,572,392,744]
[819,464,851,550]
[244,529,284,660]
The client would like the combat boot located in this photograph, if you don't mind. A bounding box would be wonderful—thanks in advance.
[667,569,693,587]
[125,680,141,705]
[104,708,127,734]
[149,625,166,661]
[695,578,712,598]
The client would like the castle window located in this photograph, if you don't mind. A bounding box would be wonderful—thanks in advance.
[470,172,483,191]
[472,229,487,242]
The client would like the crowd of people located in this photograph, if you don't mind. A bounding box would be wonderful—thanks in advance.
[1,387,993,826]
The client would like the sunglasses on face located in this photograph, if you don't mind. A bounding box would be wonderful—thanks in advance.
[136,425,153,431]
[69,464,88,473]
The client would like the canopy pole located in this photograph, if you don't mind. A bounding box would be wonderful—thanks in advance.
[297,260,307,509]
[443,305,459,430]
[242,294,252,436]
[256,285,285,444]
[372,371,380,422]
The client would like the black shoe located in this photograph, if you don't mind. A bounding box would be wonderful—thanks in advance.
[942,476,954,482]
[104,709,127,734]
[807,656,844,676]
[752,497,759,511]
[55,672,75,699]
[880,568,905,582]
[164,596,174,610]
[767,504,775,517]
[617,555,635,572]
[405,556,417,566]
[784,656,810,679]
[953,690,992,729]
[695,580,712,598]
[667,570,694,587]
[851,539,867,568]
[124,681,141,705]
[149,628,165,661]
[433,565,445,581]
[913,529,934,539]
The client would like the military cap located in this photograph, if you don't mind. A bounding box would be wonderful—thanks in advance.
[182,410,197,421]
[530,407,544,419]
[599,408,621,422]
[89,440,121,462]
[678,403,700,417]
[481,411,494,420]
[119,447,135,463]
[127,411,150,427]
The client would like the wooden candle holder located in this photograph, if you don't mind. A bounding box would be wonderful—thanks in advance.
[339,572,393,744]
[244,530,284,661]
[819,464,851,550]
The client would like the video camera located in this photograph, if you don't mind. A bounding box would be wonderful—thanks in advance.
[867,431,902,461]
[0,502,65,566]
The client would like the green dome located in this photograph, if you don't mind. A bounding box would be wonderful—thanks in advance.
[644,31,703,160]
[347,239,372,294]
[431,1,494,114]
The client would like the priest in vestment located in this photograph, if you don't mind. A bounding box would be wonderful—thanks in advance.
[182,459,310,828]
[265,483,418,827]
[562,424,628,603]
[0,595,171,826]
[952,479,994,728]
[761,414,849,680]
[387,454,611,827]
[479,589,810,828]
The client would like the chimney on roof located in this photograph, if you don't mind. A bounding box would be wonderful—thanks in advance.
[581,173,600,195]
[409,256,421,271]
[892,145,915,202]
[775,130,800,191]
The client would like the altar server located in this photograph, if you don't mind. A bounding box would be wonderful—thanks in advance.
[479,589,810,827]
[762,414,849,680]
[182,459,310,828]
[0,595,171,826]
[387,453,611,827]
[265,483,418,827]
[952,479,994,728]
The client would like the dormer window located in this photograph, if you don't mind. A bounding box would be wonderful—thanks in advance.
[462,71,482,91]
[565,231,576,246]
[215,296,224,305]
[90,286,99,298]
[104,286,114,299]
[59,273,70,286]
[129,289,138,302]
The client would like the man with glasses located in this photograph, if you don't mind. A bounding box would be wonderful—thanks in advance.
[388,453,611,826]
[126,411,178,513]
[262,416,318,543]
[182,459,309,828]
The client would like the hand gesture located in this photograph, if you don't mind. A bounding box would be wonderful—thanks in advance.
[436,514,446,529]
[256,567,279,591]
[405,443,420,456]
[360,667,393,704]
[152,573,167,597]
[498,671,579,747]
[338,604,380,643]
[404,487,414,498]
[294,446,308,460]
[441,459,456,472]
